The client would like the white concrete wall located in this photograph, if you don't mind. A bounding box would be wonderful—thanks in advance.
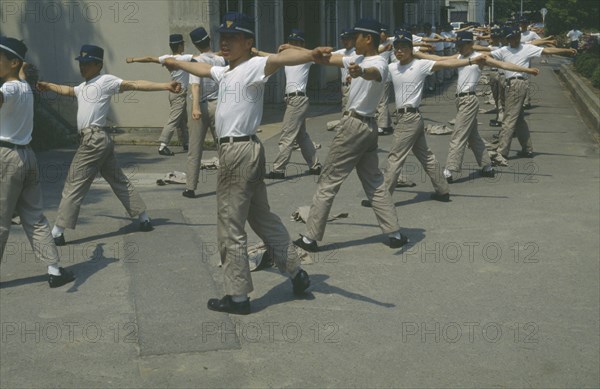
[1,0,220,129]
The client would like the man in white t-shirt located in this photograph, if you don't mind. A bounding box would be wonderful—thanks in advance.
[37,44,180,246]
[519,19,541,44]
[266,29,321,179]
[416,31,539,182]
[127,34,193,155]
[292,18,407,254]
[183,27,226,199]
[0,37,75,288]
[489,27,576,165]
[332,28,356,112]
[567,27,584,50]
[366,30,487,205]
[164,12,325,315]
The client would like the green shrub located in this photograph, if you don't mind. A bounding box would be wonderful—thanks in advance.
[575,53,600,78]
[592,65,600,88]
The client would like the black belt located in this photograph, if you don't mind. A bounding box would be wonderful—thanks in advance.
[456,92,476,97]
[218,135,258,145]
[343,111,373,121]
[507,76,526,81]
[285,91,306,98]
[201,98,218,103]
[80,126,106,135]
[0,141,28,149]
[342,82,350,87]
[396,107,419,114]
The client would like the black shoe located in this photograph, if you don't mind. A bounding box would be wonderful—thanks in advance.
[207,295,250,315]
[389,234,409,248]
[293,237,319,253]
[291,269,310,295]
[489,120,502,127]
[53,234,66,246]
[265,171,285,179]
[255,250,274,271]
[308,164,322,175]
[140,220,154,232]
[48,267,75,288]
[446,176,453,184]
[158,147,175,156]
[481,168,496,178]
[523,103,532,110]
[430,193,451,202]
[396,180,416,188]
[516,150,534,158]
[361,200,372,208]
[182,189,196,198]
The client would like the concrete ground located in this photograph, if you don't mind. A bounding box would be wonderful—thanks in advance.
[1,56,598,388]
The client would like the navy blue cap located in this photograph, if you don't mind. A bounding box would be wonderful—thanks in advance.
[218,12,255,36]
[393,30,413,45]
[340,28,353,38]
[190,27,209,44]
[0,36,27,61]
[352,18,382,36]
[456,31,474,43]
[505,27,521,38]
[170,34,184,45]
[288,28,305,42]
[75,44,104,62]
[491,27,502,38]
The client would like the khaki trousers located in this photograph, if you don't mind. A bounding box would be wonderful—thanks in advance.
[445,95,492,173]
[490,72,506,122]
[341,84,350,112]
[158,88,189,145]
[496,79,533,158]
[273,95,319,173]
[384,112,449,196]
[55,129,146,229]
[217,138,300,295]
[1,146,59,264]
[376,80,394,129]
[186,99,217,191]
[305,115,400,241]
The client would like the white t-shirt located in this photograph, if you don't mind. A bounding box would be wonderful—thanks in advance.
[74,74,122,131]
[430,33,444,52]
[520,30,541,44]
[158,54,194,88]
[0,80,33,145]
[567,30,583,42]
[333,47,357,84]
[343,55,388,117]
[388,59,435,109]
[189,52,226,101]
[491,44,543,79]
[456,52,482,94]
[284,62,313,94]
[209,56,271,138]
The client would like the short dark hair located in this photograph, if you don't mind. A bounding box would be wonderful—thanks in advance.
[0,48,24,73]
[195,37,211,50]
[170,42,184,53]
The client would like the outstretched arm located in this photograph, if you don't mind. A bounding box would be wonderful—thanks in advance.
[431,55,485,71]
[163,58,213,78]
[36,81,75,97]
[484,57,539,76]
[264,46,332,76]
[542,47,577,57]
[126,56,161,64]
[120,80,181,93]
[414,51,454,61]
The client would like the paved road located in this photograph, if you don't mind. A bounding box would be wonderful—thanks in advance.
[1,56,598,388]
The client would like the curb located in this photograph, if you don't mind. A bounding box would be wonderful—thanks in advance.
[555,64,600,138]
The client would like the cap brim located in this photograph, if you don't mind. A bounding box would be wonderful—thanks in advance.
[75,56,101,62]
[218,26,255,35]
